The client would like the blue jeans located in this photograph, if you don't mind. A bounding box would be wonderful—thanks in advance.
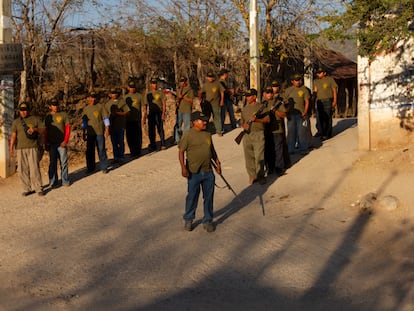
[287,113,308,153]
[110,128,125,160]
[48,143,69,186]
[175,112,191,142]
[183,171,215,224]
[86,134,108,172]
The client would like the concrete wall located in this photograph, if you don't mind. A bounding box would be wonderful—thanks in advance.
[358,39,414,150]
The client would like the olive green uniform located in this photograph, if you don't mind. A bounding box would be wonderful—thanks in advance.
[11,115,45,193]
[241,102,268,180]
[200,80,225,133]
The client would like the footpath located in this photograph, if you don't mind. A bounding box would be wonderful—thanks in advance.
[0,118,413,311]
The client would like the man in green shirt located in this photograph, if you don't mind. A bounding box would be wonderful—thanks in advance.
[45,97,71,187]
[82,92,110,174]
[313,67,338,140]
[283,73,310,155]
[143,78,167,151]
[104,88,130,161]
[178,111,221,232]
[125,81,146,157]
[174,76,194,143]
[241,88,269,185]
[10,102,45,196]
[200,71,225,136]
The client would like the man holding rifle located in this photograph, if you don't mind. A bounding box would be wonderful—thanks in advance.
[240,88,269,185]
[178,111,221,233]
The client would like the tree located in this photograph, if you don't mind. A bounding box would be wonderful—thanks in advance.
[321,0,414,59]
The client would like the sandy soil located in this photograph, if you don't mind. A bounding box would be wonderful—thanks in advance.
[0,118,413,311]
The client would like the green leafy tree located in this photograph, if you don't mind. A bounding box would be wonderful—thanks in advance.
[321,0,414,59]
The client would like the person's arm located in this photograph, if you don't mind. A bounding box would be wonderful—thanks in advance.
[178,149,189,177]
[61,124,71,147]
[9,132,17,157]
[303,98,310,118]
[332,86,338,108]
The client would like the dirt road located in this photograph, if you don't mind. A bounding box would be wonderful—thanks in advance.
[1,118,413,311]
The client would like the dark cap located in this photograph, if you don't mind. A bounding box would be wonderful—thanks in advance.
[88,91,98,98]
[191,111,209,122]
[179,76,187,82]
[206,71,215,78]
[271,80,280,87]
[128,81,136,88]
[315,67,325,73]
[218,68,229,76]
[291,73,303,81]
[49,98,58,106]
[264,86,273,93]
[18,102,30,111]
[244,88,258,97]
[109,88,121,94]
[150,78,158,84]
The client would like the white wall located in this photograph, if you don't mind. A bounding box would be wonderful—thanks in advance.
[358,39,414,150]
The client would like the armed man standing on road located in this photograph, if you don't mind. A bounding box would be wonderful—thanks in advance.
[178,111,221,233]
[313,67,338,140]
[240,88,269,185]
[9,102,46,196]
[199,71,225,136]
[143,78,167,151]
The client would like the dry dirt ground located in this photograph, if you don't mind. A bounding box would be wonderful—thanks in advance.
[0,117,413,311]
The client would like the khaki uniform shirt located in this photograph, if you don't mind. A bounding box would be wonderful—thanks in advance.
[200,80,225,107]
[83,103,108,136]
[178,128,214,173]
[45,111,70,144]
[11,115,44,149]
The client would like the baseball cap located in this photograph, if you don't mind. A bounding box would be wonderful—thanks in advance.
[150,78,158,84]
[218,68,229,76]
[206,71,215,78]
[18,102,30,111]
[271,80,280,87]
[88,91,98,98]
[191,111,209,122]
[264,86,273,93]
[315,67,325,73]
[128,81,136,87]
[291,73,303,81]
[179,77,187,82]
[244,88,258,97]
[49,98,58,106]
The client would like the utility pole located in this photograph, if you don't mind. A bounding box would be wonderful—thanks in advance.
[249,0,260,100]
[0,0,22,178]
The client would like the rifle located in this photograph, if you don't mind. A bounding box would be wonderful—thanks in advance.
[211,159,242,204]
[234,103,266,145]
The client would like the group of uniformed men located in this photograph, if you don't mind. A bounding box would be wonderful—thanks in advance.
[9,67,337,233]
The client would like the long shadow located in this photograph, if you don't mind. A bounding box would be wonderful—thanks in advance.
[301,168,398,301]
[212,172,280,225]
[332,117,357,136]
